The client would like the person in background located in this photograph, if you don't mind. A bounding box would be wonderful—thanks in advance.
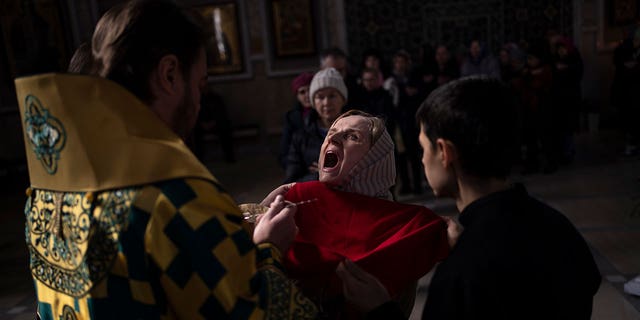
[499,43,527,84]
[383,50,420,194]
[192,85,235,163]
[423,44,459,94]
[359,49,386,88]
[522,42,556,174]
[320,47,349,78]
[384,50,411,109]
[550,37,583,164]
[611,26,640,156]
[355,68,395,128]
[499,44,513,82]
[285,67,347,183]
[279,72,314,169]
[499,42,529,165]
[337,76,601,320]
[320,46,360,108]
[460,39,500,79]
[413,43,435,91]
[19,1,317,318]
[396,70,428,195]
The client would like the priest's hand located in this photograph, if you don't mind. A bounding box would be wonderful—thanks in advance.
[336,259,391,313]
[253,195,298,253]
[261,183,296,207]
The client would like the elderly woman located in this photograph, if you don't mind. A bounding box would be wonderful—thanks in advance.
[282,110,449,319]
[284,67,347,183]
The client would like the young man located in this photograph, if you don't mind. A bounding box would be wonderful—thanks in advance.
[337,76,601,319]
[17,1,316,319]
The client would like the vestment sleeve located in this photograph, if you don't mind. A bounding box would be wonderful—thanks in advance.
[144,179,317,319]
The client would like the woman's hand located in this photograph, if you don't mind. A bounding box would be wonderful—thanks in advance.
[336,259,391,313]
[442,216,463,248]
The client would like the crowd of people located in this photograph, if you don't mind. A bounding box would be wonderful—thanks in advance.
[16,0,606,319]
[281,34,587,193]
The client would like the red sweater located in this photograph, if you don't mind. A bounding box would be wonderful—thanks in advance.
[284,181,449,300]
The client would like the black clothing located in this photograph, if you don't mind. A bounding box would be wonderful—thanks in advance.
[423,61,460,94]
[352,87,395,133]
[611,40,640,145]
[192,91,235,162]
[278,102,311,168]
[611,39,640,109]
[365,301,406,320]
[551,52,583,133]
[521,66,554,173]
[284,112,326,183]
[423,184,601,319]
[397,74,427,194]
[344,73,363,112]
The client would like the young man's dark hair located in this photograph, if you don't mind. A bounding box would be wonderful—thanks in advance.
[416,75,518,178]
[92,0,205,103]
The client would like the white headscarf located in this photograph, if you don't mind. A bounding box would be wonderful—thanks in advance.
[338,130,396,200]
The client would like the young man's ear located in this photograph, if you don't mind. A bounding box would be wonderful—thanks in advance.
[153,54,181,95]
[436,138,458,170]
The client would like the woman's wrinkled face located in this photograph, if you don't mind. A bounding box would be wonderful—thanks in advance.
[313,87,345,124]
[319,115,372,186]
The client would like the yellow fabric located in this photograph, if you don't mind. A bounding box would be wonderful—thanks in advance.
[30,180,317,319]
[15,73,214,192]
[19,73,317,319]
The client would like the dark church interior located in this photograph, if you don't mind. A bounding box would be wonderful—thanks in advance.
[1,0,640,318]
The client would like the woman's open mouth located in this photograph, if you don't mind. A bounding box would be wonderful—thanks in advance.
[323,151,339,169]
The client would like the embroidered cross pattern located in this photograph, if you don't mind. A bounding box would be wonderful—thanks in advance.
[24,94,67,174]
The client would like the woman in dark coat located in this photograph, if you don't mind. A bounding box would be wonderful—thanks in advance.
[611,27,640,156]
[279,72,314,168]
[550,37,583,163]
